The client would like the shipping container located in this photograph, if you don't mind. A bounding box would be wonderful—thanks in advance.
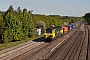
[62,26,68,33]
[34,28,41,36]
[71,23,76,28]
[67,25,72,30]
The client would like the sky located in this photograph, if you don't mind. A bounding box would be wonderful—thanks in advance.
[0,0,90,17]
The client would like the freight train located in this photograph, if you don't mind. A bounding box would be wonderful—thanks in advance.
[44,21,81,41]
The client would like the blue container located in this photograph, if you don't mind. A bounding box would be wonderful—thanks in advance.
[70,24,73,29]
[71,23,76,28]
[73,23,76,28]
[68,25,72,30]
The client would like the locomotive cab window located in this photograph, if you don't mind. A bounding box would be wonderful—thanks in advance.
[46,28,52,33]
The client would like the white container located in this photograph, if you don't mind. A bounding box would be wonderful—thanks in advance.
[34,28,41,36]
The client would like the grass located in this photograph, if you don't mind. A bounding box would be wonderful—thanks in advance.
[0,34,43,51]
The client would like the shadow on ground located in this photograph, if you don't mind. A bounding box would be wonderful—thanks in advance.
[33,37,45,42]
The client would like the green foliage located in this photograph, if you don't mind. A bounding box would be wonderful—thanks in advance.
[36,21,46,33]
[0,15,3,43]
[3,7,22,41]
[2,5,34,42]
[33,14,61,28]
[33,14,81,28]
[84,13,90,24]
[21,8,34,38]
[0,15,3,34]
[3,30,8,43]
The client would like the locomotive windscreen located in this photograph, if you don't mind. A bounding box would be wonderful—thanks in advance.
[46,28,52,33]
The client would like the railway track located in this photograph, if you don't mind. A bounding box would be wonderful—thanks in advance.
[65,25,88,60]
[11,42,49,60]
[0,37,47,60]
[46,23,89,60]
[76,25,88,60]
[87,25,90,60]
[47,30,82,60]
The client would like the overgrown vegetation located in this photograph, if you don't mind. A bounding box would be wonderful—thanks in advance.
[33,14,82,28]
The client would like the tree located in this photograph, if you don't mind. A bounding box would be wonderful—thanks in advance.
[7,5,14,13]
[3,5,23,42]
[2,30,8,43]
[21,8,34,39]
[0,15,3,43]
[84,13,90,24]
[27,11,34,37]
[36,21,46,33]
[17,7,24,39]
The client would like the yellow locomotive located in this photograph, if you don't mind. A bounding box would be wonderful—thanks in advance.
[44,26,63,41]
